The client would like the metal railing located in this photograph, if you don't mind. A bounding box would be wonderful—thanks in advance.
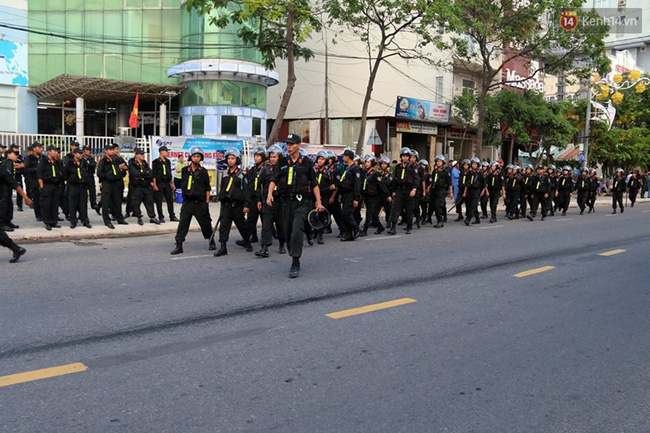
[0,133,149,157]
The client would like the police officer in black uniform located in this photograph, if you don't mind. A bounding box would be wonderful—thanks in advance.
[360,154,388,236]
[266,134,325,278]
[129,148,159,226]
[37,146,64,231]
[556,166,573,216]
[378,156,394,225]
[152,145,178,223]
[214,148,251,257]
[171,146,215,254]
[546,164,557,216]
[479,161,490,219]
[9,144,25,213]
[314,150,334,244]
[63,148,92,229]
[455,159,471,221]
[25,142,44,222]
[464,157,484,225]
[575,168,590,215]
[338,149,362,241]
[485,161,505,223]
[0,163,31,262]
[428,154,453,228]
[587,168,600,213]
[255,144,286,257]
[387,147,420,235]
[97,144,128,229]
[527,165,550,221]
[244,147,266,244]
[81,146,99,215]
[611,168,626,214]
[628,171,641,207]
[521,164,533,218]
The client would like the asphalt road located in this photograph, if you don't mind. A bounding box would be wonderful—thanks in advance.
[1,203,649,432]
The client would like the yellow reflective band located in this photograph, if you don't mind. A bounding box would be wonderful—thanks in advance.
[341,171,346,182]
[525,178,529,184]
[288,166,294,185]
[562,179,565,186]
[536,181,540,189]
[187,174,192,190]
[400,168,405,180]
[274,185,277,191]
[471,175,475,184]
[582,180,584,188]
[318,173,322,185]
[363,179,367,190]
[492,177,495,186]
[77,167,81,179]
[112,165,117,176]
[462,175,466,184]
[226,176,234,192]
[51,165,56,177]
[255,176,259,191]
[434,173,438,183]
[163,164,167,176]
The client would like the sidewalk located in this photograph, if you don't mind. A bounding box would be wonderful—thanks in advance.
[6,196,649,243]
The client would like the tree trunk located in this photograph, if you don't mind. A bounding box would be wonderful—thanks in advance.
[356,48,384,155]
[508,134,515,165]
[267,10,296,146]
[475,86,488,159]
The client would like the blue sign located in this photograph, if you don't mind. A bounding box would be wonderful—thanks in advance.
[395,96,450,124]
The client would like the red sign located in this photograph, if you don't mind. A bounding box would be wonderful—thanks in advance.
[560,11,578,31]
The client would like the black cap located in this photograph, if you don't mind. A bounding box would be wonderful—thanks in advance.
[27,144,34,151]
[342,149,355,159]
[9,144,19,150]
[47,145,60,152]
[73,148,83,155]
[82,145,91,152]
[285,133,301,144]
[111,143,120,149]
[134,148,145,155]
[32,141,43,148]
[158,145,168,152]
[0,143,5,148]
[104,144,113,150]
[70,140,80,147]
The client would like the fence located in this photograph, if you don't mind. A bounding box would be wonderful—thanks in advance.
[0,133,149,157]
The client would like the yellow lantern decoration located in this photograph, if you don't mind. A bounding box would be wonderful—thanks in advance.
[635,82,646,93]
[597,84,610,99]
[628,70,641,82]
[611,91,624,104]
[613,73,623,83]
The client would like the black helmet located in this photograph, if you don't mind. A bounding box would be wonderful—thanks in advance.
[253,146,267,159]
[308,208,331,230]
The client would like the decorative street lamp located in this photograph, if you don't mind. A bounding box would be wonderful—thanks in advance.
[583,70,650,168]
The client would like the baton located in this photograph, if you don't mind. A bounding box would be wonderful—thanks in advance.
[209,215,221,244]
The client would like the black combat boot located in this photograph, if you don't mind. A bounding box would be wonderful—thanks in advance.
[250,233,259,243]
[316,232,324,244]
[255,245,269,258]
[214,242,228,257]
[170,242,183,255]
[9,242,26,263]
[405,225,412,234]
[434,220,443,228]
[208,238,216,251]
[278,242,286,254]
[358,226,368,237]
[289,257,300,278]
[455,214,464,222]
[387,223,397,235]
[374,225,385,235]
[489,215,496,223]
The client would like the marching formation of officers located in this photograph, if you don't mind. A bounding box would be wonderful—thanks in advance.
[0,136,645,270]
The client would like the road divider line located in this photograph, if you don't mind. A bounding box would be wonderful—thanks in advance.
[326,298,416,319]
[599,249,626,257]
[365,235,401,241]
[555,218,572,221]
[0,363,87,388]
[514,266,555,278]
[171,254,215,260]
[479,225,503,229]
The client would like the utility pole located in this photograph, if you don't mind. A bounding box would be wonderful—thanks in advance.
[324,37,330,145]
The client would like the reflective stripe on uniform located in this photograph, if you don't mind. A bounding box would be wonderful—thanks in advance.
[226,176,234,192]
[288,166,294,185]
[52,165,56,177]
[187,174,192,190]
[77,167,82,179]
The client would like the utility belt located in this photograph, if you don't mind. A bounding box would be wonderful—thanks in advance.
[184,197,206,204]
[286,192,310,202]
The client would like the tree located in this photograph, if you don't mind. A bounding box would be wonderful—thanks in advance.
[440,0,609,158]
[183,0,321,145]
[451,91,478,157]
[326,0,443,154]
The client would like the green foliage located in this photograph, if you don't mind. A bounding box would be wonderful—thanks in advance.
[184,0,321,70]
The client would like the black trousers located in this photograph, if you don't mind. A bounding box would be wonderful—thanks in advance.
[282,198,311,258]
[340,194,359,235]
[557,191,571,213]
[466,191,480,222]
[520,194,528,216]
[261,201,285,247]
[132,185,156,219]
[87,178,97,208]
[175,199,213,243]
[27,178,41,219]
[154,182,176,219]
[381,195,392,223]
[125,185,134,215]
[101,181,125,224]
[629,189,638,206]
[219,200,249,243]
[0,226,13,248]
[488,191,500,217]
[68,184,89,224]
[454,194,465,217]
[61,184,68,216]
[529,193,548,217]
[480,193,489,216]
[363,195,383,231]
[577,191,588,211]
[612,191,624,210]
[41,183,62,226]
[587,191,597,210]
[245,200,260,240]
[430,192,446,222]
[390,187,413,227]
[15,177,23,208]
[0,190,12,226]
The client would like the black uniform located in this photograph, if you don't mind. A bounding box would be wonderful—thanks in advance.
[547,173,557,216]
[628,176,640,207]
[37,157,64,227]
[152,157,175,220]
[24,153,42,220]
[338,163,362,238]
[521,174,532,217]
[0,164,20,250]
[587,175,599,212]
[244,163,264,241]
[273,155,318,259]
[456,170,471,219]
[83,154,98,209]
[315,165,334,236]
[175,164,213,243]
[575,175,590,213]
[0,160,14,228]
[528,174,550,219]
[429,168,452,224]
[258,163,285,248]
[611,176,625,212]
[129,159,157,221]
[379,167,394,224]
[465,170,485,224]
[97,155,126,225]
[480,168,490,218]
[556,175,573,214]
[361,167,389,234]
[218,166,250,244]
[390,162,420,230]
[485,171,504,219]
[13,153,24,210]
[63,158,91,226]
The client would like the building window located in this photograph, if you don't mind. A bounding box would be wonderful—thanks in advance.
[222,115,238,135]
[462,79,475,95]
[435,76,444,102]
[252,117,262,136]
[192,115,204,135]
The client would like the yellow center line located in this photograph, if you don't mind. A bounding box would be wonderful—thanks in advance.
[0,363,88,388]
[599,249,626,257]
[514,266,555,278]
[326,298,416,319]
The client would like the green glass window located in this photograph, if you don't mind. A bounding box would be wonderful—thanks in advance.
[180,81,267,110]
[222,116,238,135]
[192,116,205,135]
[252,118,262,136]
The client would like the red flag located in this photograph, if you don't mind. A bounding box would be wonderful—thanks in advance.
[129,92,139,129]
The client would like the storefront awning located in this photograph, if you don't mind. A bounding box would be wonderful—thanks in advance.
[29,74,185,103]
